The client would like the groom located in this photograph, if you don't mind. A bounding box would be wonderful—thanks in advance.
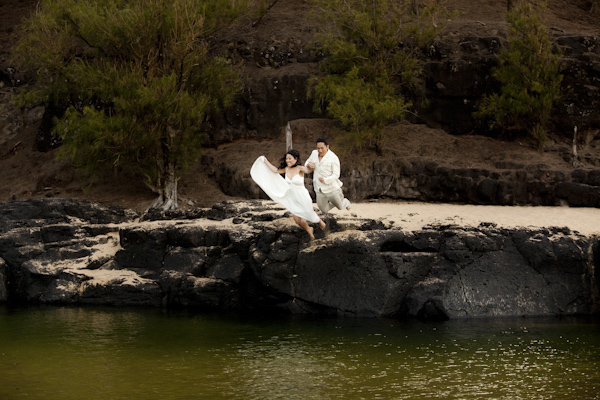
[305,137,351,213]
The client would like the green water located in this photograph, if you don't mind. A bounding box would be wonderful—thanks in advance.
[0,306,598,400]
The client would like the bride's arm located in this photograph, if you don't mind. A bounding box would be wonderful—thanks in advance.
[263,157,285,173]
[298,165,311,175]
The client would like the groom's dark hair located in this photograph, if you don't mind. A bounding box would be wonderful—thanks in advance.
[316,137,328,145]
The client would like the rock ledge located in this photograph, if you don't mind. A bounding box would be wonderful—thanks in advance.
[1,198,598,319]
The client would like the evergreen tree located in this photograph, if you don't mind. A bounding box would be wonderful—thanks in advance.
[11,0,249,210]
[475,1,563,146]
[309,0,444,151]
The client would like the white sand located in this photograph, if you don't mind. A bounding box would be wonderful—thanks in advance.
[326,201,600,236]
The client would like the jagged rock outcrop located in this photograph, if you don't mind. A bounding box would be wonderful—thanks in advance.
[1,198,598,319]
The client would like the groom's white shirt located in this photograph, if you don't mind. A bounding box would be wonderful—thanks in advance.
[305,149,343,194]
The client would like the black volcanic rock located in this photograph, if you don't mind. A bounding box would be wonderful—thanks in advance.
[1,198,598,319]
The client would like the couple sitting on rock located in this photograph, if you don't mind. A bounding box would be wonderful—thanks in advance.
[251,137,351,239]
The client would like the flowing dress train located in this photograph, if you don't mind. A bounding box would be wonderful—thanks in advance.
[250,156,321,223]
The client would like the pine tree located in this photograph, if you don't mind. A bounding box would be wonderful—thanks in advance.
[308,0,444,151]
[475,1,563,146]
[12,0,249,210]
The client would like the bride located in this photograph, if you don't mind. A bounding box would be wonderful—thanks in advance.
[251,150,326,239]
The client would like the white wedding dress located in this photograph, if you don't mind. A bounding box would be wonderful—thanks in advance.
[250,156,321,223]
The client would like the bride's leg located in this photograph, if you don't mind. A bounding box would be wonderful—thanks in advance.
[293,215,314,239]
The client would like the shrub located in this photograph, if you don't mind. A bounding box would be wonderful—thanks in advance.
[475,1,563,146]
[309,0,445,151]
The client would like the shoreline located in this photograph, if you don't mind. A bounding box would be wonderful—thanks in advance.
[1,197,598,317]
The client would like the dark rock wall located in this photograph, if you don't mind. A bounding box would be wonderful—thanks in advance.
[213,34,600,140]
[343,161,600,207]
[421,35,600,135]
[1,199,598,319]
[206,72,320,144]
[554,36,600,133]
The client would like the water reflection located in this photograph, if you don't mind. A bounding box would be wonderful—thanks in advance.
[0,307,598,400]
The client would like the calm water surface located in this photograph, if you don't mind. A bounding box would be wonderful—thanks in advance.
[0,306,598,400]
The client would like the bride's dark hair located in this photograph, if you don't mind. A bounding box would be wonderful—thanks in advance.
[278,149,301,169]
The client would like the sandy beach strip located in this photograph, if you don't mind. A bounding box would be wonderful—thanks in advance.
[328,201,600,236]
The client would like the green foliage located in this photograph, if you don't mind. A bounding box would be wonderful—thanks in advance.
[316,67,410,148]
[309,0,445,150]
[475,1,563,146]
[11,0,246,198]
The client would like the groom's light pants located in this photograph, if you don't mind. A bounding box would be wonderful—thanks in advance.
[316,188,350,213]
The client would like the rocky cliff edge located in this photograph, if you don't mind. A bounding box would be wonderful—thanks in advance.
[1,198,598,320]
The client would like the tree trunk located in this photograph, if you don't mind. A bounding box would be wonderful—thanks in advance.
[572,126,579,168]
[160,162,178,211]
[285,122,293,151]
[150,165,178,211]
[411,0,419,16]
[150,132,179,211]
